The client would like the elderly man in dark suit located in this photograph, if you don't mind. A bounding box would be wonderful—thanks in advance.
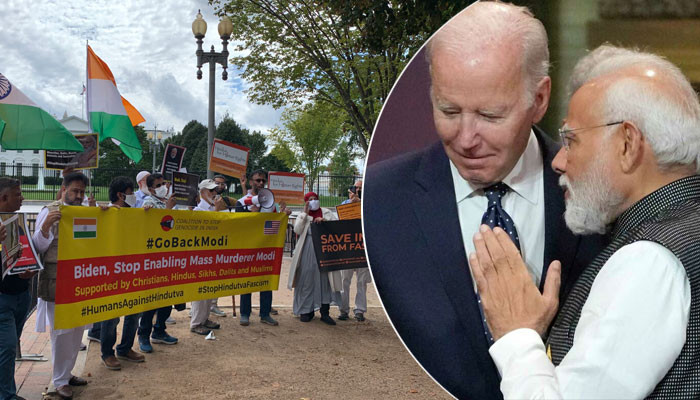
[363,2,604,399]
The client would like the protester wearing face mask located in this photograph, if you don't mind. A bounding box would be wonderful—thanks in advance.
[141,173,176,211]
[89,176,145,371]
[134,171,150,208]
[288,192,341,325]
[189,179,232,335]
[137,172,178,352]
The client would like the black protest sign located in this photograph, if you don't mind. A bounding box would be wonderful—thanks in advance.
[45,133,98,170]
[169,171,199,206]
[310,219,366,272]
[161,144,186,178]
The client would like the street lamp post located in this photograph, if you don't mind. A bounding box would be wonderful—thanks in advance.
[146,131,163,173]
[192,10,233,179]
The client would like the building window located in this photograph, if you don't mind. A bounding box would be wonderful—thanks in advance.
[32,163,39,177]
[0,163,5,175]
[16,163,22,177]
[33,150,39,154]
[1,147,5,153]
[17,150,22,154]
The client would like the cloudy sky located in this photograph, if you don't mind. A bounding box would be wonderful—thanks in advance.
[0,0,283,135]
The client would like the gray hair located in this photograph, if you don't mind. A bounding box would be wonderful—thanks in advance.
[425,1,550,103]
[578,45,700,171]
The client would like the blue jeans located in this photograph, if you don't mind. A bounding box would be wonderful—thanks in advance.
[137,306,171,340]
[0,290,30,400]
[99,313,139,359]
[240,291,272,318]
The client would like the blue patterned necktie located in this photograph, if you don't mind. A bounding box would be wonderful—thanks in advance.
[475,182,520,345]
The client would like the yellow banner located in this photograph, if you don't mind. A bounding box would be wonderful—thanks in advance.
[54,206,287,329]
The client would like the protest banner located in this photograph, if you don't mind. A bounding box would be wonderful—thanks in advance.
[335,202,361,220]
[209,138,249,178]
[161,144,186,178]
[44,133,98,170]
[310,219,366,272]
[1,213,42,278]
[268,172,305,205]
[53,206,287,329]
[169,171,199,206]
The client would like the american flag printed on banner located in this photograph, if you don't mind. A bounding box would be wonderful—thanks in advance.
[264,220,281,235]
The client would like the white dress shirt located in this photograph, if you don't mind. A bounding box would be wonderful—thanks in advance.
[451,130,545,288]
[489,240,691,399]
[32,205,56,254]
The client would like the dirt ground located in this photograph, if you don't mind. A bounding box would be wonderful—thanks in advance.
[63,257,452,400]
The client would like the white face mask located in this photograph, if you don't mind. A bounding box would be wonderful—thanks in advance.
[309,199,320,211]
[155,185,168,198]
[124,194,137,207]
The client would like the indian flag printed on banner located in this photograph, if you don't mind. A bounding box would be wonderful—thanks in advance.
[0,73,83,151]
[86,45,145,162]
[73,218,97,239]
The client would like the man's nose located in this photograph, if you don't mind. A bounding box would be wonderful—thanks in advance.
[455,115,480,150]
[552,147,567,175]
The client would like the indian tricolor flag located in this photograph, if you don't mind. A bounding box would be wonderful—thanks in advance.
[73,218,97,239]
[86,45,145,162]
[0,73,83,151]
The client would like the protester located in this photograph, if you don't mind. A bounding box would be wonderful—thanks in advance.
[134,171,150,208]
[362,2,604,398]
[236,169,290,326]
[189,179,228,335]
[338,179,370,322]
[210,174,235,317]
[0,178,31,400]
[289,192,340,325]
[137,172,178,352]
[33,172,90,399]
[92,177,145,371]
[473,46,700,399]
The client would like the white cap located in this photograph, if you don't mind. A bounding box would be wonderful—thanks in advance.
[136,171,150,183]
[198,179,218,190]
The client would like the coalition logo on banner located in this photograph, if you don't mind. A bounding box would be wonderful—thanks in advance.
[54,206,287,329]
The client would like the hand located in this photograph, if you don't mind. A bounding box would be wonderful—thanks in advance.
[166,196,177,210]
[213,195,226,211]
[99,204,114,211]
[87,193,96,207]
[240,175,247,190]
[56,186,65,201]
[303,201,309,214]
[470,225,561,340]
[19,270,37,279]
[42,210,62,238]
[313,217,323,224]
[0,223,6,242]
[249,205,260,212]
[279,201,291,215]
[143,204,153,211]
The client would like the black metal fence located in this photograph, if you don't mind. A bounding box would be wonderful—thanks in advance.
[5,164,361,207]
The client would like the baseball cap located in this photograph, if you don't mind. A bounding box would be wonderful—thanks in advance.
[136,171,150,183]
[198,179,218,190]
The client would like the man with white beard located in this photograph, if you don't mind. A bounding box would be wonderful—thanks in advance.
[471,46,700,399]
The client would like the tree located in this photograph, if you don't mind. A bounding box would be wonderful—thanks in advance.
[212,0,472,153]
[328,138,359,196]
[272,102,342,192]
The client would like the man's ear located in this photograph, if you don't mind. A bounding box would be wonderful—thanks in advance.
[618,121,645,173]
[532,76,551,124]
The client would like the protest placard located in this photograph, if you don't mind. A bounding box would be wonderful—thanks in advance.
[53,206,287,329]
[208,139,249,178]
[310,219,366,272]
[169,171,199,207]
[0,213,42,278]
[161,144,186,178]
[268,172,305,205]
[44,133,99,170]
[335,202,361,220]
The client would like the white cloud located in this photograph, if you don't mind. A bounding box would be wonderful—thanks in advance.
[0,0,282,138]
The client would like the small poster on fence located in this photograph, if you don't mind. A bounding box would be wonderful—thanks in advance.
[45,133,99,170]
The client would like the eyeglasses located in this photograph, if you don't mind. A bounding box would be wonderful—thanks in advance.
[558,121,623,150]
[254,179,267,184]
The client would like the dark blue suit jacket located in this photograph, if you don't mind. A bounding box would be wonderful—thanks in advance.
[363,128,605,399]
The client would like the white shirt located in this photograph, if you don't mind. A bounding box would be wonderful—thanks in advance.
[489,240,691,399]
[32,204,60,254]
[451,130,545,288]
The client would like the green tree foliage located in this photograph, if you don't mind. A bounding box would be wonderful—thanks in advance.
[328,138,359,196]
[211,0,473,153]
[268,142,299,171]
[272,102,342,192]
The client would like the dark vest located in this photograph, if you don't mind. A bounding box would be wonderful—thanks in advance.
[547,175,700,399]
